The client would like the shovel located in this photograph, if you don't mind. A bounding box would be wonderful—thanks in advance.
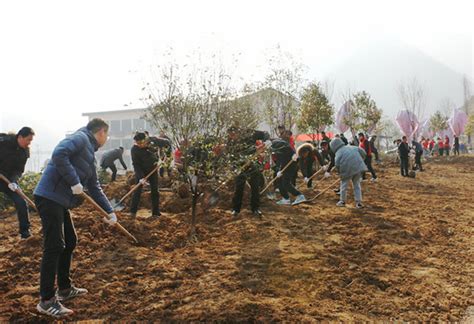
[259,159,294,195]
[110,162,162,211]
[0,173,38,212]
[308,179,340,202]
[81,192,138,243]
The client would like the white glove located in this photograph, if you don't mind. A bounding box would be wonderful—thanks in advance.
[303,177,309,184]
[276,171,283,178]
[321,165,329,172]
[139,178,148,185]
[324,171,331,179]
[264,140,272,148]
[8,183,19,192]
[71,183,84,195]
[103,212,117,226]
[292,154,298,161]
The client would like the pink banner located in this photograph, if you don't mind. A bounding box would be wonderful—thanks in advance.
[396,110,419,138]
[335,101,351,133]
[449,109,468,136]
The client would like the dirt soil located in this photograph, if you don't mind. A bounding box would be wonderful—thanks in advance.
[0,155,473,322]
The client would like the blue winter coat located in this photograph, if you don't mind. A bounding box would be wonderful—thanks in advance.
[34,127,113,212]
[330,138,368,180]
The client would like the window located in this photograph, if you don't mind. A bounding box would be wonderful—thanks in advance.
[133,119,145,131]
[110,120,121,136]
[121,119,132,136]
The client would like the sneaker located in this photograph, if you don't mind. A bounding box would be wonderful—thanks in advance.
[336,201,346,207]
[276,198,291,205]
[355,202,364,209]
[291,194,307,206]
[231,210,239,217]
[57,286,88,301]
[37,297,73,318]
[252,209,263,217]
[370,178,377,183]
[275,188,280,193]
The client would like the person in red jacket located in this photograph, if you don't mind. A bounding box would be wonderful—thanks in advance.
[358,133,377,182]
[437,137,444,156]
[444,136,450,156]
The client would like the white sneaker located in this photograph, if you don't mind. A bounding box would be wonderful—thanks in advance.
[276,198,291,205]
[336,201,346,207]
[266,192,276,200]
[291,194,307,206]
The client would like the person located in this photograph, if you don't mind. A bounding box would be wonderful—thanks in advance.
[297,142,324,188]
[444,136,450,156]
[227,126,270,217]
[321,131,330,143]
[0,127,35,239]
[130,132,160,218]
[271,138,306,206]
[99,146,127,182]
[453,135,460,155]
[422,137,430,157]
[319,140,335,177]
[412,139,424,171]
[369,135,380,163]
[429,138,435,155]
[437,137,444,156]
[340,133,348,145]
[330,137,367,209]
[358,133,377,182]
[398,136,410,176]
[33,119,117,317]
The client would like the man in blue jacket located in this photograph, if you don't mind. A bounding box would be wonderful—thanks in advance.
[34,118,118,318]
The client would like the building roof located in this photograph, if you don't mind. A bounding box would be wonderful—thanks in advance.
[82,107,147,117]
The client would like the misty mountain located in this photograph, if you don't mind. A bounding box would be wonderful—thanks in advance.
[325,38,466,119]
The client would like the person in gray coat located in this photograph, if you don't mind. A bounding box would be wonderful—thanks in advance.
[100,147,127,182]
[330,138,368,209]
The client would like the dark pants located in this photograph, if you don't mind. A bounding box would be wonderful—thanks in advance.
[439,148,444,156]
[232,170,260,212]
[445,148,450,156]
[102,163,117,181]
[130,171,160,215]
[0,181,30,237]
[35,196,77,301]
[373,147,380,161]
[414,151,423,171]
[400,156,409,176]
[454,145,460,155]
[278,163,301,199]
[301,161,314,187]
[363,156,377,179]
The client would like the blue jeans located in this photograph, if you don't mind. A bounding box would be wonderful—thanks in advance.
[0,181,30,237]
[340,173,362,203]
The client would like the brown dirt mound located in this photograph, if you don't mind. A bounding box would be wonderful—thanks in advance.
[0,155,473,321]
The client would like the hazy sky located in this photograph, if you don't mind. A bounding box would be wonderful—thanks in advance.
[0,0,472,154]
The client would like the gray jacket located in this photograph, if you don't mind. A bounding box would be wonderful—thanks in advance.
[330,138,367,180]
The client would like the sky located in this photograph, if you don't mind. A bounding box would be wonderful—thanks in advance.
[0,0,473,159]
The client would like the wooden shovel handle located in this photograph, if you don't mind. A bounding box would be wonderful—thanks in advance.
[260,159,294,195]
[0,173,38,212]
[116,163,161,205]
[297,167,326,190]
[309,179,340,201]
[81,193,138,243]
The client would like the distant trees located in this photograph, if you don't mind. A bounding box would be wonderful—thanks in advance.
[398,77,427,120]
[344,91,383,134]
[429,110,449,134]
[297,82,334,142]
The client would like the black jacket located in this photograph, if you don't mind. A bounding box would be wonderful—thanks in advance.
[228,130,269,170]
[271,138,295,169]
[149,136,172,156]
[100,148,127,169]
[398,142,410,158]
[131,145,158,179]
[0,134,29,182]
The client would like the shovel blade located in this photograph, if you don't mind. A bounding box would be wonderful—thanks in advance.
[110,198,125,212]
